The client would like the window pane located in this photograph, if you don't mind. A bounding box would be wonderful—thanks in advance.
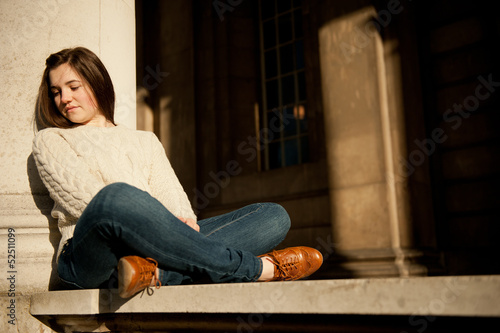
[268,141,282,169]
[263,20,276,49]
[281,74,295,105]
[294,9,303,38]
[261,0,275,20]
[277,0,291,13]
[259,0,307,171]
[267,109,282,137]
[283,106,297,137]
[297,71,306,101]
[266,79,279,110]
[284,139,299,166]
[265,49,277,78]
[300,135,309,163]
[296,104,307,133]
[278,13,292,44]
[279,43,294,75]
[295,40,304,69]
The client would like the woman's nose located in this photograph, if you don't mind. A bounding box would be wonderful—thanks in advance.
[61,90,72,103]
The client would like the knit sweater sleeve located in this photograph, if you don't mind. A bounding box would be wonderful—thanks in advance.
[32,129,105,220]
[148,133,197,221]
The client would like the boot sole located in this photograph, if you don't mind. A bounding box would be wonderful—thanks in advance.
[117,258,134,298]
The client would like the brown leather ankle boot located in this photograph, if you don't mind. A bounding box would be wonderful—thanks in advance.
[118,256,161,298]
[259,246,323,281]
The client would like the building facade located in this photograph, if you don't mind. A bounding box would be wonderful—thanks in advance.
[136,0,500,279]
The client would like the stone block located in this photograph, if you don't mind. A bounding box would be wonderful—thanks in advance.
[442,145,499,180]
[445,179,500,213]
[330,183,392,250]
[431,46,494,85]
[29,276,500,332]
[440,111,500,149]
[327,133,386,188]
[429,17,484,54]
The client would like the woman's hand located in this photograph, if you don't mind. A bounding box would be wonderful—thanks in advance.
[178,217,200,232]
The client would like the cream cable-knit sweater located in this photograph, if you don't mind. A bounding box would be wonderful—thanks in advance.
[32,125,197,261]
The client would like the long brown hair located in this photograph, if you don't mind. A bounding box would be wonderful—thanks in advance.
[35,47,115,130]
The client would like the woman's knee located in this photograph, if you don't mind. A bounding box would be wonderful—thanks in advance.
[92,183,143,209]
[95,182,135,198]
[81,183,138,222]
[263,203,291,233]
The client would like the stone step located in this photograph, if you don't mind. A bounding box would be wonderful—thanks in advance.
[30,275,500,332]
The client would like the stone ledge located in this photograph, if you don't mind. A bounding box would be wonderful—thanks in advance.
[30,275,500,332]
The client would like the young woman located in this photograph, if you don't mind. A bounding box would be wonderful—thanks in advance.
[33,47,323,298]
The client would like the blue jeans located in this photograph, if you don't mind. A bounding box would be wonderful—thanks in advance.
[57,183,290,289]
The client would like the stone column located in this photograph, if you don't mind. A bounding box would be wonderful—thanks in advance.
[318,4,427,277]
[0,0,135,331]
[156,0,197,201]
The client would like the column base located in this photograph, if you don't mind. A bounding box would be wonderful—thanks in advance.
[314,247,445,279]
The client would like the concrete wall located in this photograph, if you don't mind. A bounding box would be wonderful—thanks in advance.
[0,0,136,331]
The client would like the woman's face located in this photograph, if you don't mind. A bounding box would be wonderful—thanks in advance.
[49,63,104,126]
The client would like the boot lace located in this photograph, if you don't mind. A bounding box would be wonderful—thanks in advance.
[267,250,301,281]
[143,258,162,296]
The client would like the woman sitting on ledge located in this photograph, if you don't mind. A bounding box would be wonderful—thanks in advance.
[32,47,323,298]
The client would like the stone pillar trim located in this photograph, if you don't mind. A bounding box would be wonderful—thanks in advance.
[1,1,136,330]
[318,247,444,279]
[317,3,433,277]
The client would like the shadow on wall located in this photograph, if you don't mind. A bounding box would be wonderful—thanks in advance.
[27,153,64,291]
